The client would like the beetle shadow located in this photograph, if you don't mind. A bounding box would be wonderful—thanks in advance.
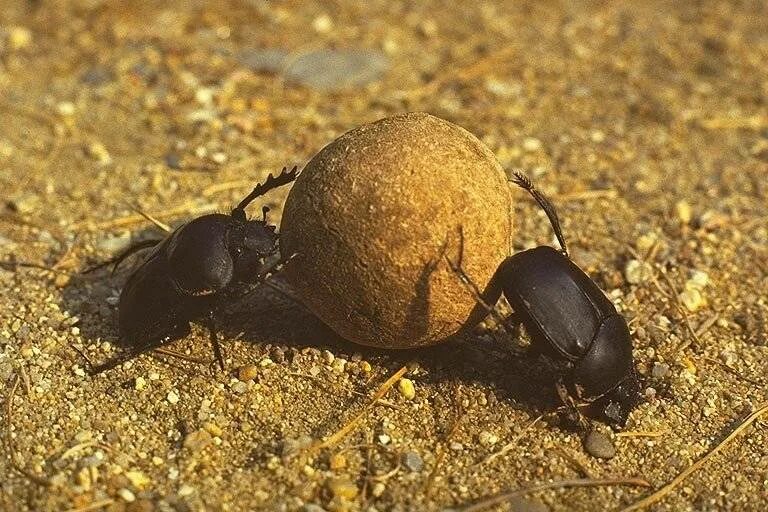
[58,225,171,367]
[216,268,563,436]
[61,228,562,433]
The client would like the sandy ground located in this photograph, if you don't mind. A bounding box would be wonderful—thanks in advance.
[1,1,767,511]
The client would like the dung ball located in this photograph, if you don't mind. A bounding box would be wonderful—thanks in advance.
[280,112,512,348]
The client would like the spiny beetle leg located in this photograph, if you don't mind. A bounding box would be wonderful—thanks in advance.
[87,324,191,375]
[555,379,590,432]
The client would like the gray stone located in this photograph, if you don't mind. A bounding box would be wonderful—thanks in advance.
[509,495,550,512]
[238,48,289,73]
[583,430,616,459]
[402,450,424,472]
[284,49,388,91]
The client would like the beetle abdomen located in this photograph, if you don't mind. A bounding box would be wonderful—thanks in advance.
[118,252,190,347]
[572,313,634,399]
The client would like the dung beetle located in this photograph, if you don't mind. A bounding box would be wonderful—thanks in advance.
[87,166,299,374]
[452,172,641,428]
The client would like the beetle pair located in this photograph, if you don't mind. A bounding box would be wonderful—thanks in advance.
[449,172,641,428]
[87,166,640,428]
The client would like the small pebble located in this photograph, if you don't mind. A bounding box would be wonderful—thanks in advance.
[686,270,709,290]
[371,482,386,497]
[312,14,334,34]
[327,478,358,499]
[178,484,195,497]
[651,362,671,379]
[583,431,616,459]
[509,496,550,512]
[6,193,40,214]
[166,390,180,404]
[56,101,76,117]
[85,142,112,165]
[8,26,33,50]
[125,470,150,489]
[680,288,705,312]
[329,452,347,470]
[231,381,248,394]
[97,232,132,253]
[675,200,692,224]
[624,259,651,285]
[238,364,258,382]
[377,434,391,445]
[477,431,499,446]
[402,451,423,472]
[134,377,147,391]
[321,350,335,364]
[522,137,542,152]
[117,488,136,503]
[183,429,212,451]
[331,358,346,373]
[397,378,416,400]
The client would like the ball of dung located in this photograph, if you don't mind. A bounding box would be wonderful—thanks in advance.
[280,112,512,348]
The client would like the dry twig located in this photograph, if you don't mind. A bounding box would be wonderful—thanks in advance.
[619,402,768,511]
[458,476,651,512]
[477,412,546,467]
[4,375,50,486]
[615,429,669,438]
[308,366,407,453]
[63,498,115,512]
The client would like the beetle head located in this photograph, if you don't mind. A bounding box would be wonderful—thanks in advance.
[229,209,280,282]
[588,372,642,429]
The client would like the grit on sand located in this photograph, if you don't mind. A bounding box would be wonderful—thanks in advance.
[1,1,767,511]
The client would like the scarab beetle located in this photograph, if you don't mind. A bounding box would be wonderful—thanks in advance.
[454,172,641,428]
[87,166,299,374]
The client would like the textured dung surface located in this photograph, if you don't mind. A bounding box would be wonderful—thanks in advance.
[281,113,511,348]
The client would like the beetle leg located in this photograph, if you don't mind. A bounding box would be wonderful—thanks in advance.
[205,311,225,371]
[232,166,299,217]
[509,170,569,257]
[555,379,590,431]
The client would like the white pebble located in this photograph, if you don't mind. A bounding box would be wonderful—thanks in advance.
[117,488,136,502]
[397,378,416,400]
[166,390,180,404]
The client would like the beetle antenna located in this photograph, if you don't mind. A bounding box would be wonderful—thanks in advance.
[82,238,162,275]
[509,170,568,257]
[234,166,299,214]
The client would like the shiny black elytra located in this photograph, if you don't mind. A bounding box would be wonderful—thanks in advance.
[453,172,641,428]
[88,167,299,374]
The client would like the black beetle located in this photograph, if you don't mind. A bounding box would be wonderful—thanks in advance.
[87,166,299,374]
[452,172,641,428]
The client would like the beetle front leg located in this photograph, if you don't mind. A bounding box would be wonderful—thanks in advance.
[87,324,192,375]
[555,379,590,431]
